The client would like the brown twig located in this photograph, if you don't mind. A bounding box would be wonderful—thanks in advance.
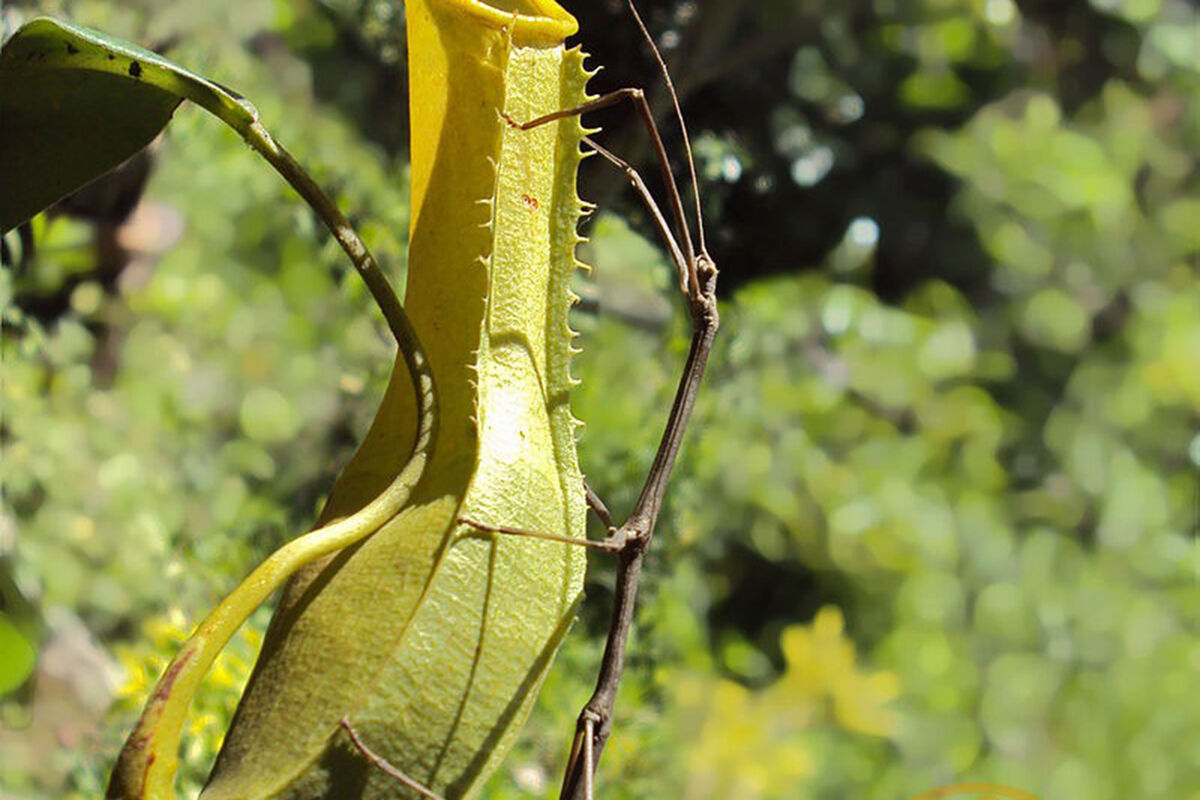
[339,717,447,800]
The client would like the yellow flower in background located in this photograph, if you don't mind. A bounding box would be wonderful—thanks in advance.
[834,668,902,736]
[683,678,815,799]
[110,609,265,784]
[781,606,900,736]
[778,605,857,696]
[678,605,899,799]
[113,609,188,708]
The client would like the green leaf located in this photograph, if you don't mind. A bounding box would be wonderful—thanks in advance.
[0,17,258,232]
[0,612,36,695]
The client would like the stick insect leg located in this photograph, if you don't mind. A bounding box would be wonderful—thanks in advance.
[585,482,617,531]
[455,482,626,552]
[583,714,597,800]
[579,135,691,295]
[502,86,698,299]
[339,717,448,800]
[457,516,628,553]
[505,87,640,132]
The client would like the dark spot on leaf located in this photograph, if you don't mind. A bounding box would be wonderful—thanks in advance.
[107,52,116,60]
[65,42,79,55]
[128,60,142,78]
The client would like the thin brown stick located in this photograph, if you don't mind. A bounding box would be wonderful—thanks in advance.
[456,482,625,551]
[457,517,626,553]
[585,483,617,532]
[582,715,597,800]
[339,716,446,800]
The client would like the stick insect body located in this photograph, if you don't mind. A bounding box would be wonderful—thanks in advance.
[535,6,721,797]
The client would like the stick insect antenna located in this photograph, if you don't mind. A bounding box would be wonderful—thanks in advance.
[625,0,708,262]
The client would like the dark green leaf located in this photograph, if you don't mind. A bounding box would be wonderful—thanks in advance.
[0,17,258,232]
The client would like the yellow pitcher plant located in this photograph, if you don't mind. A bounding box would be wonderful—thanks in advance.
[2,0,591,796]
[201,2,592,798]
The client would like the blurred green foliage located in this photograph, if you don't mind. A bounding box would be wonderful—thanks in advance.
[1,0,1197,799]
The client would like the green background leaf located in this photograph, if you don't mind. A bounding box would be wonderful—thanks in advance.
[1,16,264,233]
[0,613,37,695]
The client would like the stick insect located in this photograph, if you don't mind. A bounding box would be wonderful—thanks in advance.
[343,2,719,798]
[523,7,720,798]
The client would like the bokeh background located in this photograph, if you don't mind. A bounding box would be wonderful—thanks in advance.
[1,0,1197,798]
